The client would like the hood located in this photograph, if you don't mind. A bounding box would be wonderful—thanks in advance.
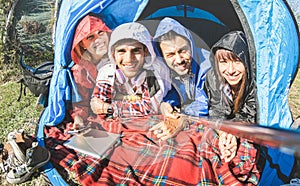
[153,17,196,63]
[210,31,251,83]
[108,22,172,98]
[71,15,111,64]
[206,31,257,123]
[108,22,156,69]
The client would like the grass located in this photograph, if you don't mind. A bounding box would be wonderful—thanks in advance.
[0,81,45,186]
[289,70,300,119]
[0,69,299,185]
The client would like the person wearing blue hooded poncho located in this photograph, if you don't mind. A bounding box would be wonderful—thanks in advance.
[150,17,211,139]
[153,17,211,117]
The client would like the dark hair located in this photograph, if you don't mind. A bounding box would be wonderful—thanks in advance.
[215,49,246,114]
[155,31,190,56]
[111,38,147,53]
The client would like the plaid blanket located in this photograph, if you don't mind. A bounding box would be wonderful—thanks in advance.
[44,115,261,185]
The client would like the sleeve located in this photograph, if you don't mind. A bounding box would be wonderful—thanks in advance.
[92,63,116,103]
[93,81,113,103]
[204,70,229,119]
[70,65,93,120]
[184,69,209,116]
[184,48,211,116]
[71,83,90,120]
[163,85,181,108]
[236,82,257,123]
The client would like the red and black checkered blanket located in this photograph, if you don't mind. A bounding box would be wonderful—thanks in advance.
[44,115,261,185]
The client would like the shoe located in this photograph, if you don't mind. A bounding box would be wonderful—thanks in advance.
[6,142,51,184]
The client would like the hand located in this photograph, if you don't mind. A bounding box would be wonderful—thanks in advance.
[218,131,237,162]
[90,97,112,114]
[73,115,84,130]
[150,115,188,140]
[160,102,179,119]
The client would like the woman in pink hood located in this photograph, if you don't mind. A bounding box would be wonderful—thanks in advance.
[70,14,111,129]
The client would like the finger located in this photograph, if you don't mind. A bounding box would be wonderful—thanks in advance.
[227,133,235,142]
[149,121,164,131]
[165,112,178,119]
[223,149,232,156]
[225,151,236,162]
[225,134,232,146]
[173,106,181,113]
[102,103,111,114]
[224,136,237,150]
[157,129,173,140]
[160,133,173,140]
[72,123,79,130]
[219,135,226,146]
[156,125,170,138]
[158,126,179,140]
[90,99,98,114]
[226,141,237,150]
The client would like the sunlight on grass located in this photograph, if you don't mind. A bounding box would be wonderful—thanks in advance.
[0,81,43,137]
[0,81,45,185]
[289,69,300,119]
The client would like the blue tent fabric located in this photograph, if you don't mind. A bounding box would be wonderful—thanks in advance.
[238,0,299,129]
[144,5,225,26]
[37,0,299,185]
[237,0,299,185]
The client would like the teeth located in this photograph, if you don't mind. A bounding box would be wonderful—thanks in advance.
[95,42,105,48]
[123,64,135,69]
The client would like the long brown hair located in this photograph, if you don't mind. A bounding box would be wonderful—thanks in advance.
[215,49,246,114]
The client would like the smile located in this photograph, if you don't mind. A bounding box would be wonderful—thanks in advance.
[122,62,138,71]
[95,42,105,48]
[174,61,189,70]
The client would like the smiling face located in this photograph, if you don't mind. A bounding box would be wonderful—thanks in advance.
[112,40,147,79]
[216,49,246,90]
[80,30,110,63]
[159,35,192,76]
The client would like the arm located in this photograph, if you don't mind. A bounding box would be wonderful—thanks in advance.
[70,64,94,122]
[204,70,228,119]
[91,80,113,115]
[70,64,98,129]
[91,63,116,115]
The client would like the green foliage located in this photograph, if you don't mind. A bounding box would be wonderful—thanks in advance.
[0,0,55,87]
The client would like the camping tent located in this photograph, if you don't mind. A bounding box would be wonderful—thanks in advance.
[37,0,299,185]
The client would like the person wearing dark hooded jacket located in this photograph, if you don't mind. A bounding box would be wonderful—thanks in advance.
[204,31,261,184]
[204,31,256,123]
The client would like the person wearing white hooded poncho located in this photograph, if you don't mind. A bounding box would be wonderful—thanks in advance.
[90,22,171,117]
